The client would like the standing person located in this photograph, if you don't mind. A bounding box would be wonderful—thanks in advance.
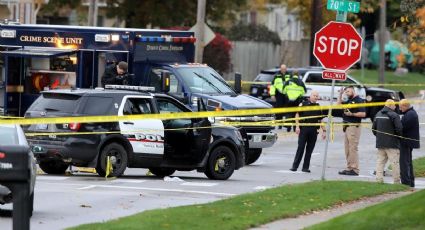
[337,86,366,176]
[399,99,420,187]
[101,61,129,87]
[282,69,307,132]
[270,64,291,129]
[290,91,326,172]
[372,99,403,183]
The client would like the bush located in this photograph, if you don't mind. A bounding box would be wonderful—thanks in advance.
[203,33,232,74]
[226,23,281,45]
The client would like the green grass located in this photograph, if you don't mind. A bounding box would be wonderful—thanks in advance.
[349,69,425,96]
[307,189,425,230]
[69,181,407,230]
[413,156,425,177]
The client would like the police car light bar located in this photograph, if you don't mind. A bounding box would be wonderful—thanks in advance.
[136,36,196,43]
[105,85,156,92]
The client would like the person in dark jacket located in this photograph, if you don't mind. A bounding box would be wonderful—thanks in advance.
[101,61,128,87]
[399,99,420,187]
[372,99,403,183]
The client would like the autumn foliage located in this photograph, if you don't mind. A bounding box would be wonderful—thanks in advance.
[408,7,425,69]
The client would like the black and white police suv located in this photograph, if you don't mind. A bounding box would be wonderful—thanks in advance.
[24,85,247,180]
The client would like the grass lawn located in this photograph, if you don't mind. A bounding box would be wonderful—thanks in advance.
[307,189,425,230]
[349,69,425,96]
[413,156,425,177]
[70,181,407,230]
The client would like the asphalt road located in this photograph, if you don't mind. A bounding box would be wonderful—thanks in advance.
[1,102,425,230]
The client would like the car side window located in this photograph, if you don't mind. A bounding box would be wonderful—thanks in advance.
[305,73,332,84]
[123,98,153,115]
[148,68,181,93]
[83,96,114,115]
[156,99,185,114]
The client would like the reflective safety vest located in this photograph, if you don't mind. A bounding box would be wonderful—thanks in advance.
[270,74,290,96]
[283,75,306,101]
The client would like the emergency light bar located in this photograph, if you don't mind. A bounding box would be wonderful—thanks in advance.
[136,36,196,43]
[105,85,155,92]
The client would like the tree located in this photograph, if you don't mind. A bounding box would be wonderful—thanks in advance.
[226,23,281,45]
[105,0,247,28]
[407,6,425,71]
[203,33,232,74]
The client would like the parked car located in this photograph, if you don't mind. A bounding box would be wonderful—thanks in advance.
[24,85,247,180]
[0,124,36,216]
[249,67,404,120]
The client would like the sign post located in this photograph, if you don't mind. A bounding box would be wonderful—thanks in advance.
[314,0,362,180]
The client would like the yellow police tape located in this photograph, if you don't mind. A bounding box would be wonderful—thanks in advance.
[1,100,423,125]
[235,81,425,87]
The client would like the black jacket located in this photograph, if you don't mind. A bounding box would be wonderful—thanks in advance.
[372,106,403,149]
[401,107,420,148]
[101,64,127,86]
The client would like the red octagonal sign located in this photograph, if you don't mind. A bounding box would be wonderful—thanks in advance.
[313,21,362,71]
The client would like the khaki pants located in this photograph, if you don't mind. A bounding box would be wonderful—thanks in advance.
[344,126,361,173]
[376,148,400,183]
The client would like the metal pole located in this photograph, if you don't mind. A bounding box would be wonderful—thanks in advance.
[321,0,348,181]
[195,0,206,63]
[88,0,95,26]
[361,26,366,79]
[310,0,322,66]
[378,0,386,85]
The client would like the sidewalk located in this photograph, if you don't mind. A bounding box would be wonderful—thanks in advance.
[251,190,415,230]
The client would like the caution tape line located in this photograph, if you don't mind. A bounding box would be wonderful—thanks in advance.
[2,100,424,126]
[233,81,425,87]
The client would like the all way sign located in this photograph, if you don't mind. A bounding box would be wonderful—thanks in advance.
[322,70,346,81]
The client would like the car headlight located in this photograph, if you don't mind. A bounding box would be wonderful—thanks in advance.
[366,95,373,102]
[191,96,199,106]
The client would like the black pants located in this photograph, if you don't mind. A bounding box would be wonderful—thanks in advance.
[400,144,415,187]
[285,98,303,122]
[274,92,287,121]
[292,127,318,170]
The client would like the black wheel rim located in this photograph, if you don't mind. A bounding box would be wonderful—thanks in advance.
[214,151,231,174]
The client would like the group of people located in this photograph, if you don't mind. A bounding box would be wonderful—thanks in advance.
[271,64,420,187]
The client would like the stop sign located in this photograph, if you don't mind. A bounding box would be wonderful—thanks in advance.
[313,21,362,71]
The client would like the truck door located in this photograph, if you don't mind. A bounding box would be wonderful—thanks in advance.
[118,96,165,155]
[155,96,211,163]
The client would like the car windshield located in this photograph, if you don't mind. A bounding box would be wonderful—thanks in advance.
[255,73,275,82]
[176,67,235,95]
[0,125,18,145]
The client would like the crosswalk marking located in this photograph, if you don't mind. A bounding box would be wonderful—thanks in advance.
[37,176,69,181]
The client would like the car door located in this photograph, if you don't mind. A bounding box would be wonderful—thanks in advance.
[155,96,211,163]
[118,95,165,155]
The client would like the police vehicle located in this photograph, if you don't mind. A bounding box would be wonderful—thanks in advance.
[249,67,405,120]
[24,85,246,180]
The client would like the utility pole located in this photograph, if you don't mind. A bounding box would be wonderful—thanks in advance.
[195,0,206,63]
[310,0,322,66]
[88,0,98,26]
[378,0,386,85]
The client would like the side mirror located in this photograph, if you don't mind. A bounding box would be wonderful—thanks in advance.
[234,72,242,94]
[161,72,170,93]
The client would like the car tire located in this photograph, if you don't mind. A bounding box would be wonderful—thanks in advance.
[96,143,128,177]
[149,168,176,177]
[39,160,69,175]
[245,148,262,165]
[205,146,236,180]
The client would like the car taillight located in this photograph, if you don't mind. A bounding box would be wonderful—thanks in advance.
[0,152,5,159]
[69,123,81,131]
[267,84,271,95]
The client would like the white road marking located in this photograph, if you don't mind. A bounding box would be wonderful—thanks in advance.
[357,175,374,178]
[275,170,304,174]
[180,182,218,187]
[254,186,271,190]
[78,185,97,190]
[110,179,146,183]
[37,176,69,181]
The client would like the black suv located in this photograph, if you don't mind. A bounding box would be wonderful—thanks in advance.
[24,85,247,180]
[249,67,405,120]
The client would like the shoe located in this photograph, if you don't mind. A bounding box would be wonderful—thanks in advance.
[338,170,349,175]
[278,126,283,130]
[289,168,297,172]
[302,169,311,173]
[286,126,291,132]
[345,170,359,176]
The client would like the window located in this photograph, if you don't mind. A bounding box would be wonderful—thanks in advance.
[0,126,18,145]
[123,98,153,115]
[305,73,332,84]
[156,99,185,114]
[28,93,81,114]
[177,67,234,94]
[82,96,113,115]
[148,68,181,93]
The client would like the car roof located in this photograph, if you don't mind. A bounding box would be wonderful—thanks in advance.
[41,88,152,97]
[260,66,324,74]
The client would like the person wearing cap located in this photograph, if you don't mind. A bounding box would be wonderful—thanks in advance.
[399,99,420,187]
[101,61,129,87]
[337,85,366,176]
[372,99,403,184]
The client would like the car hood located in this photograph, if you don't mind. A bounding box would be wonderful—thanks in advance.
[193,93,272,110]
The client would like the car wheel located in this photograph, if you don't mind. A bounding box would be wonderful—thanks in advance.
[149,168,176,177]
[39,160,69,175]
[96,143,128,177]
[205,146,236,180]
[245,148,262,165]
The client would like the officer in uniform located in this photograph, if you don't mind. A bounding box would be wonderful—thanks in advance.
[270,64,291,129]
[282,70,307,131]
[101,61,129,87]
[290,91,326,172]
[337,85,366,176]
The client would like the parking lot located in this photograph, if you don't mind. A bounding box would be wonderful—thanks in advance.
[1,103,424,230]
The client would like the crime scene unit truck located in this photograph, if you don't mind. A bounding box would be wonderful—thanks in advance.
[0,21,276,164]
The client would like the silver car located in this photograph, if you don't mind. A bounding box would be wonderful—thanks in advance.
[0,124,36,216]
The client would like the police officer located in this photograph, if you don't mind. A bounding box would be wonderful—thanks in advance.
[270,64,291,129]
[101,61,129,87]
[282,69,307,131]
[290,91,326,172]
